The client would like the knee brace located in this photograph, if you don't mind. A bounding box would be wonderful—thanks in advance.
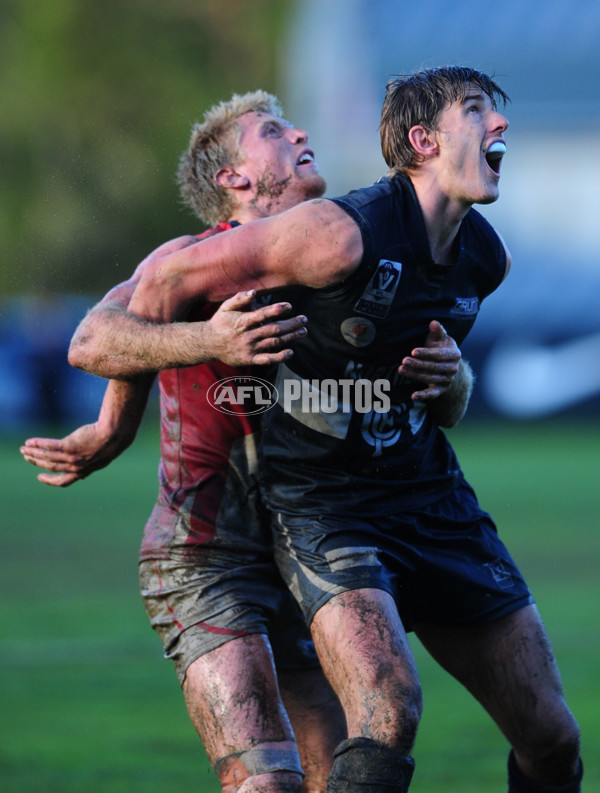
[214,745,304,791]
[326,737,415,793]
[508,750,583,793]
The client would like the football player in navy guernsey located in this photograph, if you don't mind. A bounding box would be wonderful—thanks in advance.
[50,67,582,793]
[21,88,471,793]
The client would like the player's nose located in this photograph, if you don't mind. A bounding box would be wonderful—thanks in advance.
[287,126,309,144]
[491,111,509,134]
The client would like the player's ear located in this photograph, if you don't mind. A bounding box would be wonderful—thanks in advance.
[214,167,250,190]
[408,125,439,158]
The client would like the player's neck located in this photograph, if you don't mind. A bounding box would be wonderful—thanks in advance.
[411,176,468,265]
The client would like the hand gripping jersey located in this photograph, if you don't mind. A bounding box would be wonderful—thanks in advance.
[259,175,507,516]
[140,222,268,560]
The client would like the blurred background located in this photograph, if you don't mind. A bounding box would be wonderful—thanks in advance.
[2,0,599,429]
[2,2,599,792]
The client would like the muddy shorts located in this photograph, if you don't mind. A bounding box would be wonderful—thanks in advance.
[139,539,318,685]
[272,478,534,629]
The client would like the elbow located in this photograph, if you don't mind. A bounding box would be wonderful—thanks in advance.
[68,327,103,375]
[67,334,89,371]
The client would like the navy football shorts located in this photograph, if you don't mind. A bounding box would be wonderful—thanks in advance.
[272,478,534,629]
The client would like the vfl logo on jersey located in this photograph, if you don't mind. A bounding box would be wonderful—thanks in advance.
[451,296,479,317]
[354,259,402,318]
[340,317,377,347]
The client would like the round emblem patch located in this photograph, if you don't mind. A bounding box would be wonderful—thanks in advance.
[340,317,376,347]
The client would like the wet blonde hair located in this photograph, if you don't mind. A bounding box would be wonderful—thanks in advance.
[177,90,283,226]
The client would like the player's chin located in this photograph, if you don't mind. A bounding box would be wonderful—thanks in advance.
[479,175,501,203]
[302,173,327,198]
[477,187,500,205]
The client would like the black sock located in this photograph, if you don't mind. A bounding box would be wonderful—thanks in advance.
[508,750,583,793]
[326,737,415,793]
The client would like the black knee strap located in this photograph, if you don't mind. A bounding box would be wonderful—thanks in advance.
[508,750,583,793]
[327,737,415,793]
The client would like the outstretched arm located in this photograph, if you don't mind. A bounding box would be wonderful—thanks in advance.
[20,238,198,484]
[70,200,361,378]
[69,290,309,378]
[20,236,195,485]
[20,375,154,487]
[127,199,362,321]
[27,291,306,484]
[398,321,474,427]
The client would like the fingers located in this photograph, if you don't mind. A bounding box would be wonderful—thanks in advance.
[21,445,68,463]
[243,301,298,328]
[36,471,80,488]
[251,316,308,347]
[20,443,82,484]
[265,315,308,335]
[24,455,81,473]
[398,358,458,383]
[422,322,460,362]
[244,315,311,364]
[410,386,442,402]
[402,351,459,367]
[20,442,87,475]
[427,320,448,340]
[250,348,295,366]
[219,290,258,311]
[408,342,460,362]
[21,447,80,470]
[21,437,64,451]
[219,293,296,325]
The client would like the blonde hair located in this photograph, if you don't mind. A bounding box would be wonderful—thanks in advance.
[177,90,283,226]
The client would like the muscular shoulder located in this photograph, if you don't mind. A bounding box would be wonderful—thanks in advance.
[139,234,198,264]
[127,234,199,287]
[327,176,418,269]
[240,197,365,289]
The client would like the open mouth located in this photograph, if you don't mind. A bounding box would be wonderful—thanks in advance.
[485,141,506,175]
[297,150,315,166]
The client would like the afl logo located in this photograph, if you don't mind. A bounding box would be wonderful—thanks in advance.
[207,376,279,415]
[340,317,376,347]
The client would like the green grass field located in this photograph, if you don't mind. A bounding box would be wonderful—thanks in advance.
[2,419,599,792]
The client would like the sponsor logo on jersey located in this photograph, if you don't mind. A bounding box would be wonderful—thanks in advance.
[340,316,377,347]
[451,296,479,317]
[354,259,402,318]
[207,376,278,415]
